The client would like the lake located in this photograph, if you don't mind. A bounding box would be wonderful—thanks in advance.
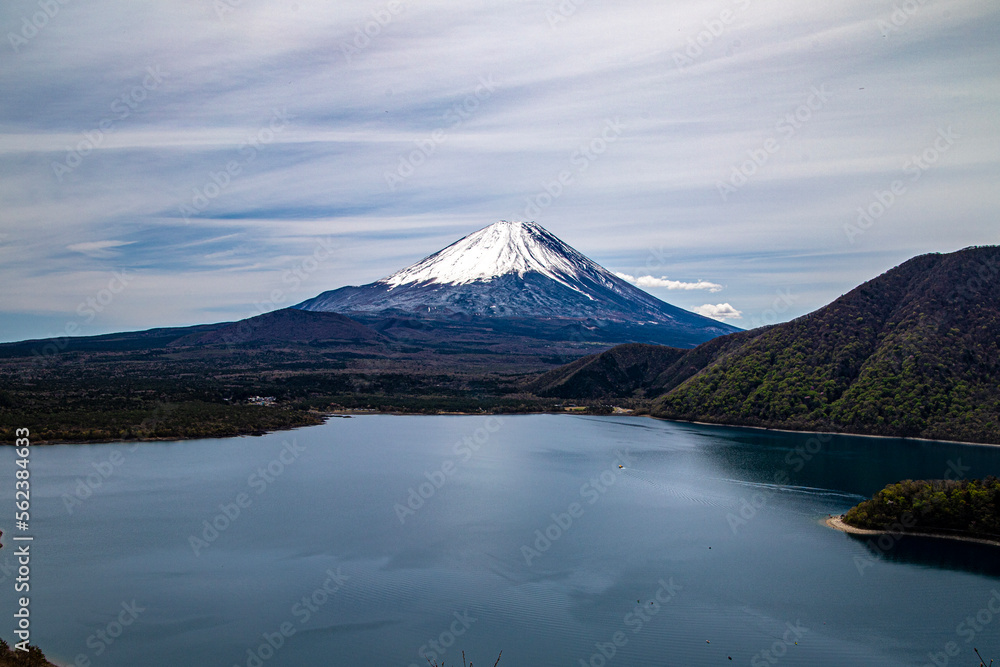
[3,415,1000,666]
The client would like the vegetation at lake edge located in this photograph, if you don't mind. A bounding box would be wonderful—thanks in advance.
[0,639,57,667]
[0,394,577,445]
[0,342,593,443]
[0,399,323,444]
[843,477,1000,541]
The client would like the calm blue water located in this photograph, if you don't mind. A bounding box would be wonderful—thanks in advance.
[3,415,1000,666]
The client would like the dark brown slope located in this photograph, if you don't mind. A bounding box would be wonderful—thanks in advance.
[528,343,688,398]
[0,309,386,356]
[527,329,769,399]
[171,308,386,346]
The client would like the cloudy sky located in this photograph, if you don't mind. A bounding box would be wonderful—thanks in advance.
[1,0,997,342]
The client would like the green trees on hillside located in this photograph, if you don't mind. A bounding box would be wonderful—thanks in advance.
[843,477,1000,540]
[653,247,1000,445]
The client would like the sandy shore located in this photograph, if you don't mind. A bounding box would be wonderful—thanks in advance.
[824,515,1000,548]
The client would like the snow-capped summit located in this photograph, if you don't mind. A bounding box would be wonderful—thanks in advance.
[380,220,609,293]
[295,220,739,348]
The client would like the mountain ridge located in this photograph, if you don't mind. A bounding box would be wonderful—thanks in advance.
[296,220,739,348]
[533,246,1000,444]
[3,245,997,446]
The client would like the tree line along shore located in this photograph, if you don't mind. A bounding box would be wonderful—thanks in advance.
[835,477,1000,544]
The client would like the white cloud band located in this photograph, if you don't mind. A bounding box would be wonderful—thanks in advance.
[615,272,723,292]
[693,303,742,321]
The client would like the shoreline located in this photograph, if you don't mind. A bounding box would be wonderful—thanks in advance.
[18,418,326,447]
[654,416,1000,449]
[13,409,1000,448]
[330,411,1000,449]
[824,515,1000,548]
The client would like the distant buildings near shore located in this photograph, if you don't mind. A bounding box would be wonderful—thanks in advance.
[247,396,276,406]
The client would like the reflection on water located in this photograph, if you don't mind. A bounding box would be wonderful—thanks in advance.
[848,532,1000,578]
[687,422,1000,498]
[1,415,998,667]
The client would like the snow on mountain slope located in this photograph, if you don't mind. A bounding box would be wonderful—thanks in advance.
[381,220,614,298]
[294,220,740,346]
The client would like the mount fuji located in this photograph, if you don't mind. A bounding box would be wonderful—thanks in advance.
[295,220,738,348]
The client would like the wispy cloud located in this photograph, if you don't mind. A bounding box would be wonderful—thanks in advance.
[0,0,997,341]
[615,273,723,292]
[694,303,743,321]
[66,240,134,258]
